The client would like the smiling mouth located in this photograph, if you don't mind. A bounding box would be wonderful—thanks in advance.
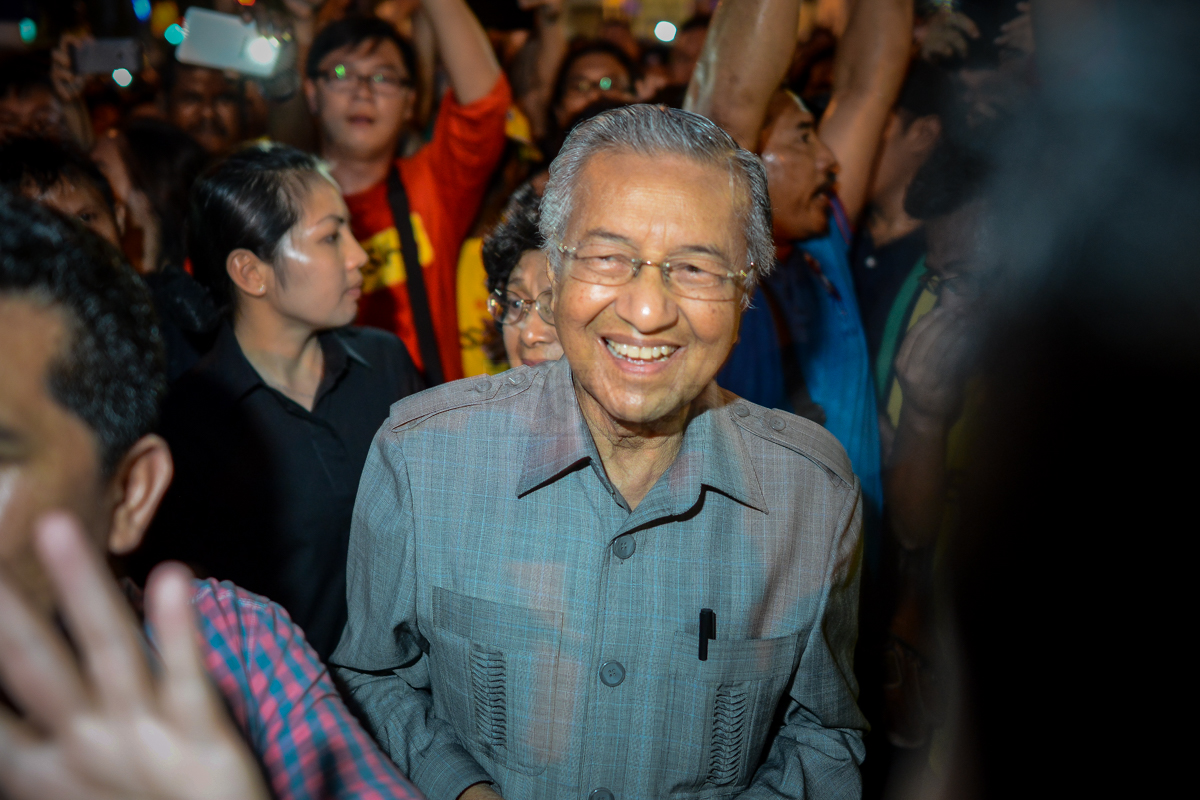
[605,338,679,364]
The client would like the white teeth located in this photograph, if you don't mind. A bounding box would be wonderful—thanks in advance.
[605,339,677,362]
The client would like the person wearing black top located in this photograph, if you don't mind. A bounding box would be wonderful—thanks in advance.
[131,144,423,659]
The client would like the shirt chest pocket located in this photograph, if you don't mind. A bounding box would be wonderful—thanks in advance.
[660,631,800,798]
[430,586,563,776]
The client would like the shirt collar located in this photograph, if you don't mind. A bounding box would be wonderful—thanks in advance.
[517,359,601,497]
[196,322,363,411]
[516,360,768,515]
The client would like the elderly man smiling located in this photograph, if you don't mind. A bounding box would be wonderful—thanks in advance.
[333,105,867,800]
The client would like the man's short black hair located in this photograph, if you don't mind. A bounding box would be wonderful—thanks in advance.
[905,136,991,221]
[0,51,54,98]
[896,59,951,122]
[0,191,165,475]
[0,136,117,214]
[483,184,543,297]
[306,16,417,84]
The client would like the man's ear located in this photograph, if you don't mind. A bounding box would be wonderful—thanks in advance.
[908,115,943,155]
[106,434,173,555]
[113,200,127,238]
[303,77,319,116]
[226,248,271,299]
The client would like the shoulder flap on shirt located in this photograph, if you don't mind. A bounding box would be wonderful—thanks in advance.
[389,366,539,431]
[727,399,855,487]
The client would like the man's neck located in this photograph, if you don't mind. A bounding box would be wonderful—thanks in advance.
[233,306,324,411]
[322,142,396,197]
[573,382,718,510]
[866,182,922,247]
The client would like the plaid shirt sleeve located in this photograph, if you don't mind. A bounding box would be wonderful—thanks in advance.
[191,578,425,800]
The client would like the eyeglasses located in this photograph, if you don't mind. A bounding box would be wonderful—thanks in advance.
[317,64,413,96]
[569,76,631,95]
[556,243,751,302]
[488,289,554,326]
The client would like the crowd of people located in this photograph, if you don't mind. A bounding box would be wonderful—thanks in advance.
[1,0,1194,798]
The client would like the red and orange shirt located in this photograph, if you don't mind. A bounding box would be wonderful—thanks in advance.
[345,75,511,383]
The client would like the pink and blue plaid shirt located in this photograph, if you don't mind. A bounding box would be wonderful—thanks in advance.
[186,578,424,800]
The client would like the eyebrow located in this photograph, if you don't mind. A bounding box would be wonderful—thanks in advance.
[316,214,346,227]
[0,424,23,445]
[578,229,730,260]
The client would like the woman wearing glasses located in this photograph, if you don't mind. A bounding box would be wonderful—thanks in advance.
[483,185,563,367]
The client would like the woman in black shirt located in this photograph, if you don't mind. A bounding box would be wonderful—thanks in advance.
[133,144,423,659]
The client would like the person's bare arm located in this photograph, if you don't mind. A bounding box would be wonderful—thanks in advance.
[684,0,800,151]
[818,0,912,224]
[885,307,972,549]
[421,0,502,105]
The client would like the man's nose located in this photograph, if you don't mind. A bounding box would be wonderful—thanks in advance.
[613,265,678,333]
[816,135,839,176]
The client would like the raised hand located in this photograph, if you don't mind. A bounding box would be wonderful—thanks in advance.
[915,8,980,63]
[0,513,269,800]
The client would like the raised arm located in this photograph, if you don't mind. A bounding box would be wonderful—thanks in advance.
[421,0,502,105]
[684,0,800,151]
[818,0,913,223]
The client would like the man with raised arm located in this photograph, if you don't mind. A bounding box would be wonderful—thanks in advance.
[304,2,510,385]
[686,0,912,557]
[334,105,866,800]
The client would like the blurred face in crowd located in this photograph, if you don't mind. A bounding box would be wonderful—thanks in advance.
[869,110,941,208]
[0,299,138,615]
[550,151,745,428]
[760,90,838,242]
[555,53,635,130]
[22,177,124,248]
[237,177,368,330]
[502,250,562,367]
[168,66,242,155]
[925,198,995,316]
[306,39,416,162]
[0,86,68,142]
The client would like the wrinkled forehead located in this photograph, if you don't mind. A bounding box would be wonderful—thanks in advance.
[764,89,814,132]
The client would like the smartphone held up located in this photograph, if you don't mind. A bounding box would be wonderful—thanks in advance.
[174,7,285,78]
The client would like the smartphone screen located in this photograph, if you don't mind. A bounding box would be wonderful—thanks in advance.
[72,38,142,75]
[174,7,281,78]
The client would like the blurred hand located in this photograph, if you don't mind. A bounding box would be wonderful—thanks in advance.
[280,0,326,19]
[915,9,980,62]
[894,306,975,422]
[0,513,269,800]
[50,34,88,104]
[996,2,1035,60]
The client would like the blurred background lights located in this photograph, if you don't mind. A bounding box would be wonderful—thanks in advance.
[112,68,133,87]
[150,1,179,37]
[237,0,256,6]
[654,20,677,43]
[246,36,278,66]
[18,17,37,43]
[132,0,151,22]
[164,22,185,45]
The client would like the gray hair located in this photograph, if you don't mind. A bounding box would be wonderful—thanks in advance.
[539,104,775,288]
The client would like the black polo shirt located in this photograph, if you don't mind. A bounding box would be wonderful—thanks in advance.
[134,322,423,659]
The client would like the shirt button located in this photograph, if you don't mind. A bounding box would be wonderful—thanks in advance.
[612,535,636,560]
[474,378,491,392]
[508,371,526,385]
[865,255,878,269]
[733,402,751,418]
[769,416,787,431]
[589,789,615,800]
[599,660,626,687]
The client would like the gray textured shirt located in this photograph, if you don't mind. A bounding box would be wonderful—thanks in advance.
[332,357,866,800]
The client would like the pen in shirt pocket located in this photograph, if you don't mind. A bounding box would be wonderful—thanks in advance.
[699,608,716,661]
